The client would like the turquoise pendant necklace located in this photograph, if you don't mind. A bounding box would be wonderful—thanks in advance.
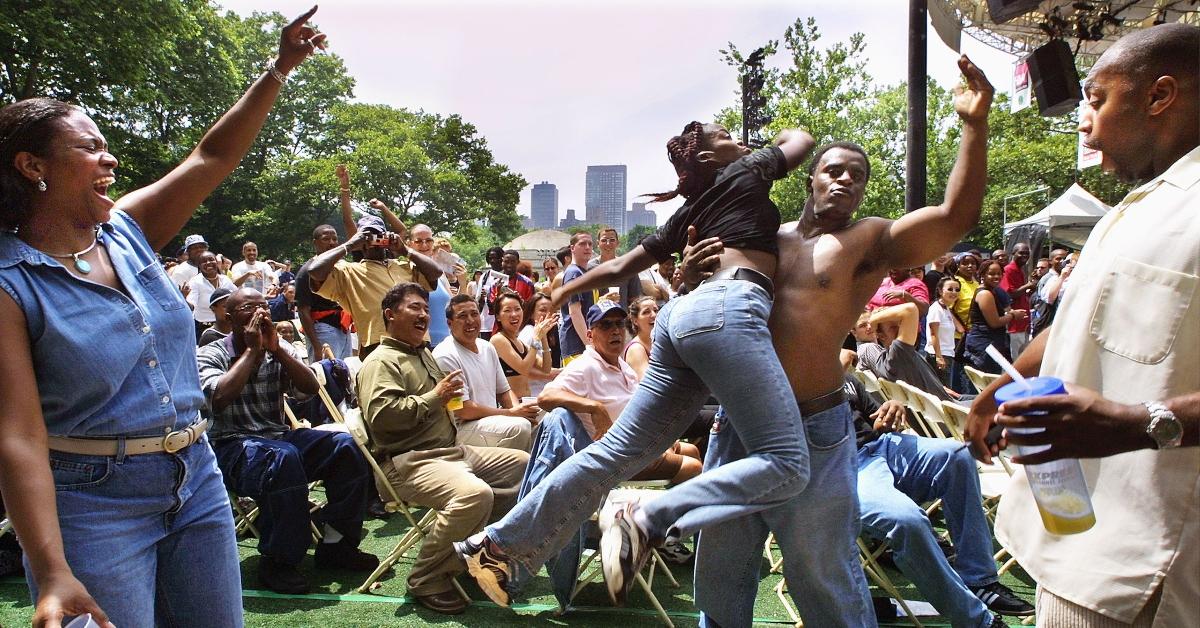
[47,228,100,274]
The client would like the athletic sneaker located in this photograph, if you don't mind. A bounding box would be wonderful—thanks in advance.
[972,581,1035,616]
[453,535,512,607]
[986,612,1007,628]
[658,539,694,565]
[599,499,651,606]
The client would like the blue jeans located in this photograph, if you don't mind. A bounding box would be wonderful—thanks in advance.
[858,433,997,628]
[487,279,809,568]
[311,320,353,361]
[695,404,874,628]
[27,436,243,628]
[213,428,371,566]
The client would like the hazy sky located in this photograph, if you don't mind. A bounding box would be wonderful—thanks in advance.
[219,1,1017,227]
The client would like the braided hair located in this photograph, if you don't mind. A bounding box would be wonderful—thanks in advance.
[645,121,718,203]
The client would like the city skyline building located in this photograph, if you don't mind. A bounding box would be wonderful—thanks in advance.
[585,164,627,233]
[558,208,583,230]
[625,201,656,232]
[530,181,558,229]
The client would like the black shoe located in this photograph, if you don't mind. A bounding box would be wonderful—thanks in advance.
[972,581,1035,617]
[366,497,390,520]
[453,535,512,608]
[414,589,468,615]
[937,536,957,564]
[314,539,380,572]
[986,612,1007,627]
[259,557,310,594]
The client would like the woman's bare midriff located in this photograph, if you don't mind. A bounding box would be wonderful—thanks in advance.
[718,247,777,280]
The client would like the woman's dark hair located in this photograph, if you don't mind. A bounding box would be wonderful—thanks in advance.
[626,296,657,335]
[0,98,77,230]
[491,291,523,330]
[978,259,1004,283]
[523,293,551,329]
[644,121,718,203]
[935,275,960,299]
[554,246,571,265]
[380,282,429,320]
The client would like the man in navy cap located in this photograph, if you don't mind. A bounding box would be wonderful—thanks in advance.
[170,233,208,288]
[306,215,442,358]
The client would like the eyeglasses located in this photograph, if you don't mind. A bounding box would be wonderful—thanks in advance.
[233,303,266,313]
[591,319,626,331]
[411,238,434,245]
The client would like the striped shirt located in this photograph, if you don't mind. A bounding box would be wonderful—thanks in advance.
[197,335,308,440]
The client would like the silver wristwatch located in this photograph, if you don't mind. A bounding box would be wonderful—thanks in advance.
[1143,401,1183,449]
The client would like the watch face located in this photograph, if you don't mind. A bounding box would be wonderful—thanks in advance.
[1150,409,1184,447]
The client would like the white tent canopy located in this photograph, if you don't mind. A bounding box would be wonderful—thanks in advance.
[1004,183,1110,250]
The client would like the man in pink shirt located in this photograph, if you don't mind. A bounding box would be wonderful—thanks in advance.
[999,243,1036,357]
[537,300,701,483]
[867,268,930,316]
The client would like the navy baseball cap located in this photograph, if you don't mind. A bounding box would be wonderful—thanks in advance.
[585,300,628,327]
[356,215,386,234]
[209,287,233,307]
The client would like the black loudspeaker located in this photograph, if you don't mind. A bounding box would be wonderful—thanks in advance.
[1027,39,1083,117]
[987,0,1042,24]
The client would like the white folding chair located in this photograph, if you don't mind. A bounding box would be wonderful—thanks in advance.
[963,365,999,395]
[567,483,679,627]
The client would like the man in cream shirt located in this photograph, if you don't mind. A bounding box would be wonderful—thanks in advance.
[966,24,1199,626]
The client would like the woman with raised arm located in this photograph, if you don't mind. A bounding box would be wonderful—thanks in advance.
[965,259,1027,374]
[490,292,556,399]
[456,122,816,607]
[0,8,325,628]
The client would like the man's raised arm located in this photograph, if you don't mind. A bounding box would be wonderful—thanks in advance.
[881,55,993,269]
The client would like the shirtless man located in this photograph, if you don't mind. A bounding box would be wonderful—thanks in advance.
[684,55,995,627]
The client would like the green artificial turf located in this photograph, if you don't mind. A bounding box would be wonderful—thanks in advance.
[0,496,1037,627]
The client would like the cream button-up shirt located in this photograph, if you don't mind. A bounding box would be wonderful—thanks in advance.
[996,146,1200,625]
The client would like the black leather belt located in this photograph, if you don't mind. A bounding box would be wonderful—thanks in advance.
[797,388,846,417]
[700,266,774,299]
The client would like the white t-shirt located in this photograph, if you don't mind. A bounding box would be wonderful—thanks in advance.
[924,301,956,356]
[543,346,638,439]
[432,336,510,408]
[186,273,236,323]
[639,268,673,306]
[231,260,277,293]
[170,262,199,288]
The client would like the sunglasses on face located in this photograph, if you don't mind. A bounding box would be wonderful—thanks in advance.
[411,238,435,245]
[943,287,961,292]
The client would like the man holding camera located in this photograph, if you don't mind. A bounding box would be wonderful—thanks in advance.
[306,215,442,358]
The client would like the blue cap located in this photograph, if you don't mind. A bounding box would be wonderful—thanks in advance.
[585,300,627,327]
[209,287,233,307]
[356,215,386,234]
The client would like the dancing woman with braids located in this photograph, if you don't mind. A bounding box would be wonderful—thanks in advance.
[456,122,815,606]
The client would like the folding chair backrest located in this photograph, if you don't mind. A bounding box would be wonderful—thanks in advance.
[341,408,406,506]
[309,362,347,425]
[963,365,998,394]
[939,400,971,442]
[877,378,908,405]
[903,384,956,440]
[856,369,882,395]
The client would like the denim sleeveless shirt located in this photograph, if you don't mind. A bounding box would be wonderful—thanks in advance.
[0,210,204,437]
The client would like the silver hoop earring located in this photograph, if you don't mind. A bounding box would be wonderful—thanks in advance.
[36,179,47,192]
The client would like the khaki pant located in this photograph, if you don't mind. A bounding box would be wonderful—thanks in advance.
[454,415,533,451]
[380,445,529,596]
[1037,585,1160,627]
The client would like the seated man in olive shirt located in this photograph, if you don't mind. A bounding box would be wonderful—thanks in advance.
[356,282,529,615]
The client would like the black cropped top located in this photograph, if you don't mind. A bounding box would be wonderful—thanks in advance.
[641,145,789,262]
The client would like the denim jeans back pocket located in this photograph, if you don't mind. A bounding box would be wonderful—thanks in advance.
[673,284,725,339]
[804,406,851,451]
[50,454,113,491]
